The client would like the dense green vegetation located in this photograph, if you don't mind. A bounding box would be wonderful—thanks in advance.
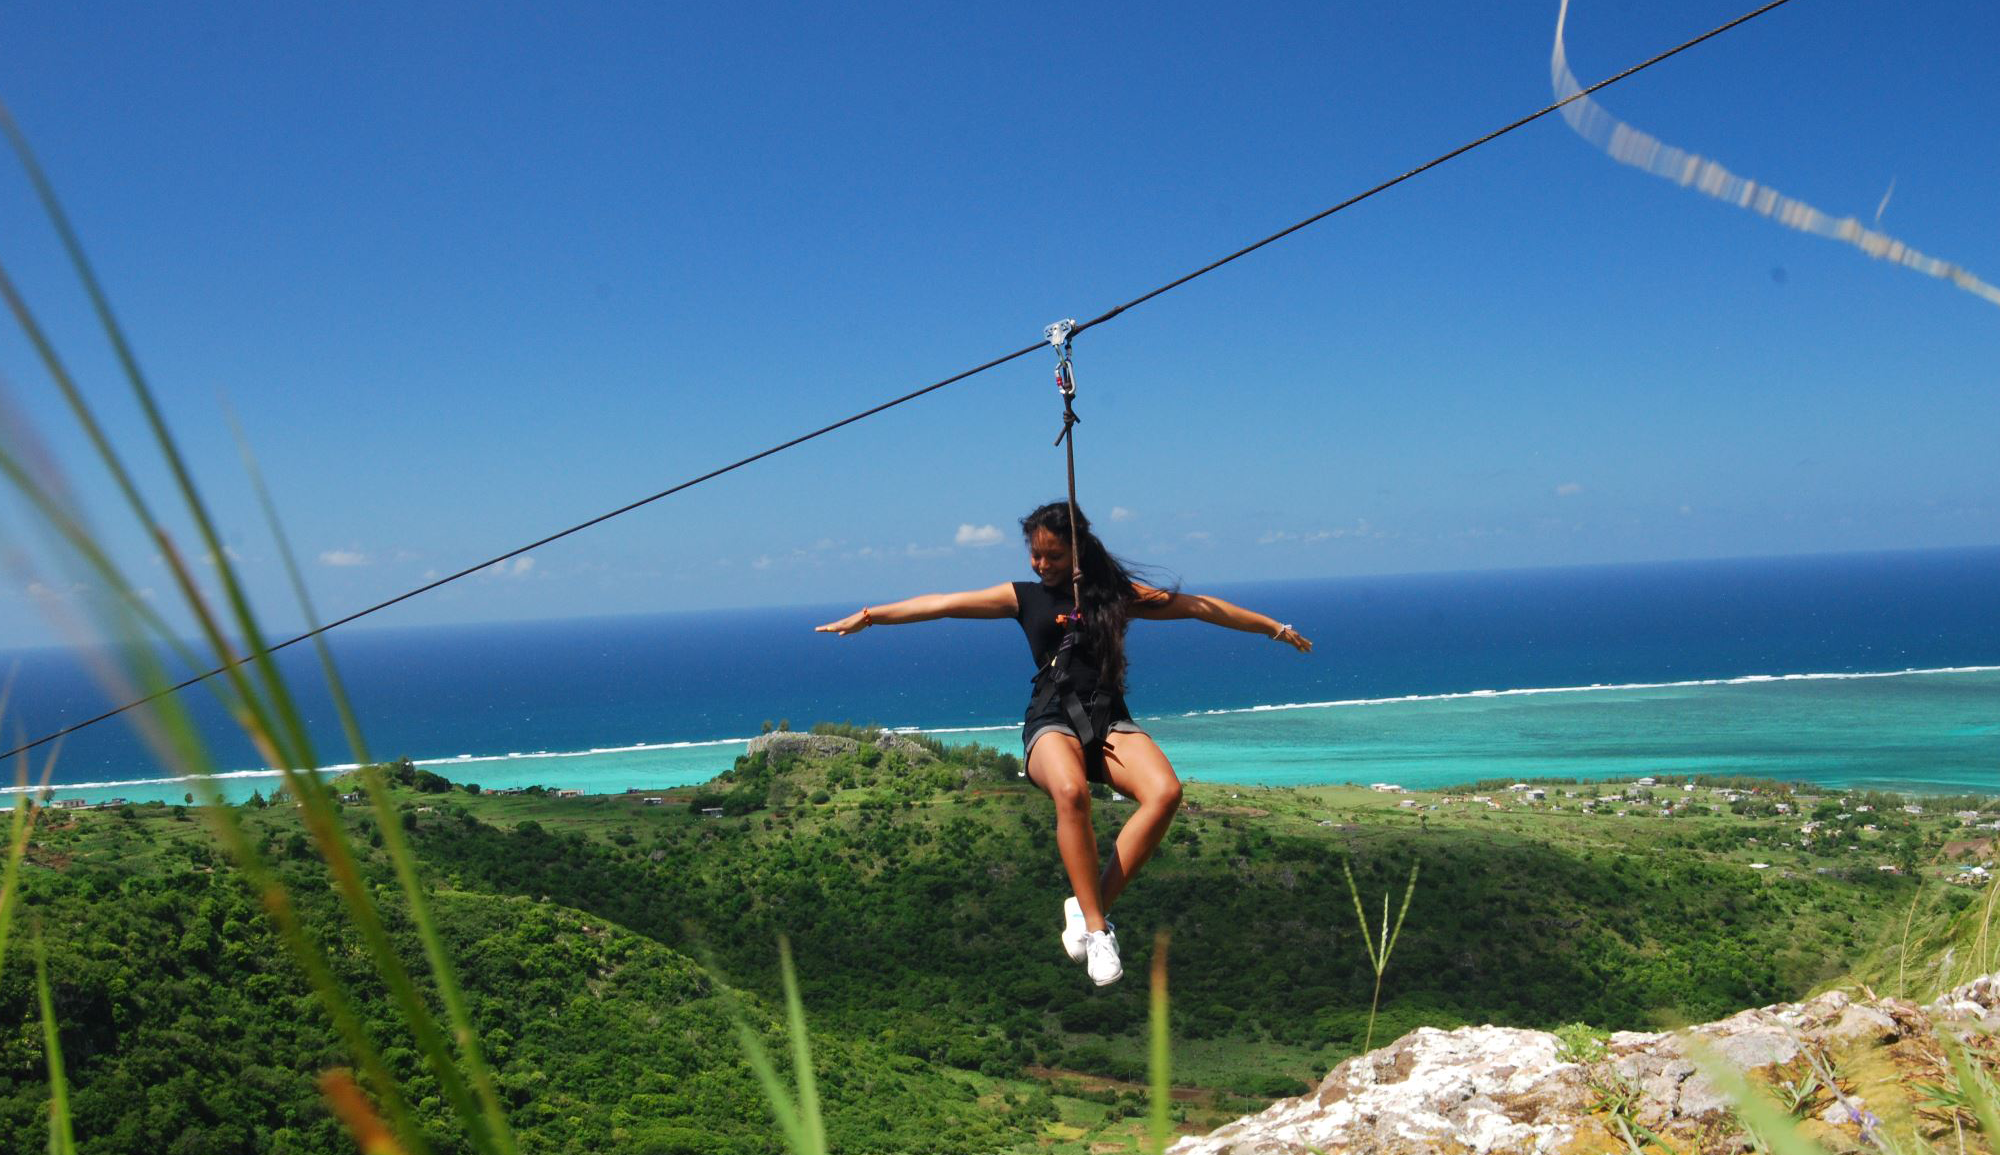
[2,732,1991,1153]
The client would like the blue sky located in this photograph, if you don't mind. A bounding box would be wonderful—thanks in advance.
[1,0,1994,650]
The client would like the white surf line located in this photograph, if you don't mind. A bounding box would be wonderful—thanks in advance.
[13,738,758,796]
[30,665,1996,792]
[407,737,754,767]
[1553,0,2000,308]
[1172,664,2000,718]
[1,766,291,795]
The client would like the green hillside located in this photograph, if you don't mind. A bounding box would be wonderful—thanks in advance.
[4,729,1992,1153]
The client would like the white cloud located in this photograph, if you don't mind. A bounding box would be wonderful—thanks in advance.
[1554,482,1584,498]
[1110,506,1135,522]
[752,555,773,570]
[906,542,952,559]
[955,523,1003,547]
[200,545,245,567]
[1184,531,1212,543]
[1678,504,1694,516]
[1259,519,1381,545]
[486,555,536,578]
[319,549,368,567]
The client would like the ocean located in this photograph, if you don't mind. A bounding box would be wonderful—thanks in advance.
[6,546,1997,804]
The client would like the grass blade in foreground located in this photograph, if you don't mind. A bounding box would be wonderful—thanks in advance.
[0,755,49,973]
[1943,1034,2000,1149]
[731,936,828,1155]
[1150,930,1173,1155]
[34,924,77,1155]
[235,423,517,1151]
[1692,1043,1839,1155]
[1343,859,1420,1053]
[1,102,509,1154]
[322,1069,410,1155]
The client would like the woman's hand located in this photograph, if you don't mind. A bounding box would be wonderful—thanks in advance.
[817,608,872,635]
[1273,625,1312,654]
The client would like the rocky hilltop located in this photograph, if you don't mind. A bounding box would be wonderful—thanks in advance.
[745,727,939,763]
[1171,973,2000,1154]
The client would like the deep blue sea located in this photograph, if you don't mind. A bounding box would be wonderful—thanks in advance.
[6,547,1997,804]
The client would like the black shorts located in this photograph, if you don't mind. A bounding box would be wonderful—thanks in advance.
[1021,679,1146,785]
[1023,720,1149,783]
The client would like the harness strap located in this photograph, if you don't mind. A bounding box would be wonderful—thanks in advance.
[1029,662,1114,753]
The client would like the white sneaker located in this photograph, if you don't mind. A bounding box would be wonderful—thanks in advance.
[1062,896,1088,962]
[1084,929,1123,987]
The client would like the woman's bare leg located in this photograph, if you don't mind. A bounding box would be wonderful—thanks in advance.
[1097,731,1184,910]
[1027,733,1109,931]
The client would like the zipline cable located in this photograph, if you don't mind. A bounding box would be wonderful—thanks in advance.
[2,342,1044,762]
[0,0,1801,765]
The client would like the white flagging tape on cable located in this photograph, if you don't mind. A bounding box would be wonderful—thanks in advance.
[1552,0,2000,309]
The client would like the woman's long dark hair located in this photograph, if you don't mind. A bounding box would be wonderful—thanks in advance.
[1020,502,1169,693]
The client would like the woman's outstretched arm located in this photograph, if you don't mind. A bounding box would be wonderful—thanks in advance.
[816,583,1018,635]
[1128,585,1313,653]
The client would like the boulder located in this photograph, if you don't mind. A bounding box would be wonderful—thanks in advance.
[1169,972,2000,1155]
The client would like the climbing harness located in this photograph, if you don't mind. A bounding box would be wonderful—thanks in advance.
[1029,320,1116,764]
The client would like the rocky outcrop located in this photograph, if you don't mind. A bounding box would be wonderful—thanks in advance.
[1169,973,2000,1154]
[744,729,936,764]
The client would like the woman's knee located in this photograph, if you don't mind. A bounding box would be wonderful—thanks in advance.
[1029,746,1092,814]
[1044,773,1091,814]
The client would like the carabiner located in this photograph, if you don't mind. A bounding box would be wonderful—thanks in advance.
[1045,318,1078,399]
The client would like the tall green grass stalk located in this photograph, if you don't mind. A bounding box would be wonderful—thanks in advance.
[1695,1034,2000,1155]
[731,936,828,1155]
[1149,930,1173,1155]
[1691,1048,1842,1155]
[33,922,77,1155]
[1955,873,1999,993]
[232,418,515,1145]
[1942,1034,2000,1149]
[1,98,515,1154]
[0,755,51,973]
[1343,859,1419,1054]
[320,1069,409,1155]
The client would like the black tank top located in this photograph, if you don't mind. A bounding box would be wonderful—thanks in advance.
[1012,580,1111,691]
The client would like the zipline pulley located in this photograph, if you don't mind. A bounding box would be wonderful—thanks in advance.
[1045,318,1079,448]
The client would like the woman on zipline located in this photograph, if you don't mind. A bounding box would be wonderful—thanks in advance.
[818,502,1311,986]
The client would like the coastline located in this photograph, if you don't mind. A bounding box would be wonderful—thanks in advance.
[27,664,2000,807]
